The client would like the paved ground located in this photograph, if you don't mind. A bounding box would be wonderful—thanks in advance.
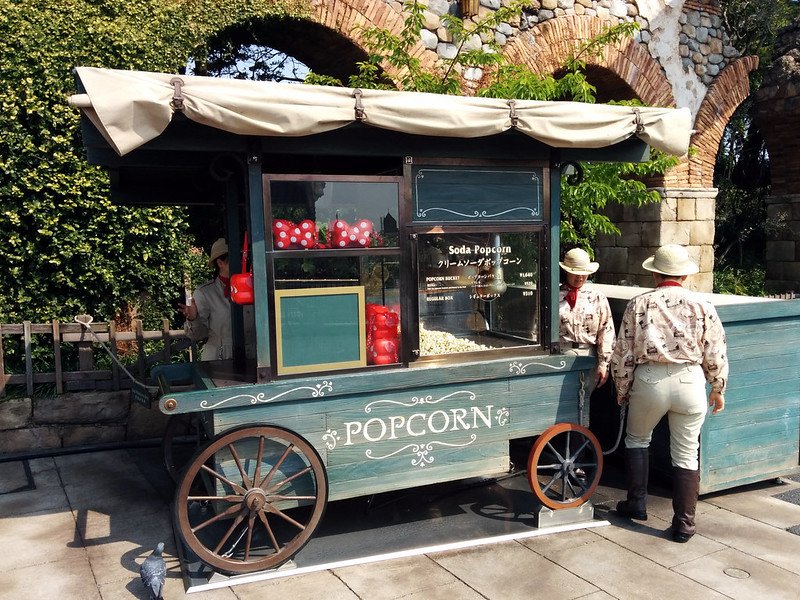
[1,446,799,600]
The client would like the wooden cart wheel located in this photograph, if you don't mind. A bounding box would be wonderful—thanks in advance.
[527,423,603,510]
[161,414,208,483]
[174,425,328,574]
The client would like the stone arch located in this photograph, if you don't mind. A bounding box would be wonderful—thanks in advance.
[309,0,439,86]
[656,56,759,189]
[504,16,675,107]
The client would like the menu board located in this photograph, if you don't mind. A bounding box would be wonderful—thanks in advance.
[412,166,543,223]
[274,286,367,375]
[417,233,540,353]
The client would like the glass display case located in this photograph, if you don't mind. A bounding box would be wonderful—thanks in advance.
[263,161,550,377]
[416,231,541,356]
[265,175,403,374]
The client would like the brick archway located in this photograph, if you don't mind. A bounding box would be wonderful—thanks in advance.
[310,0,439,86]
[504,16,675,108]
[661,56,759,189]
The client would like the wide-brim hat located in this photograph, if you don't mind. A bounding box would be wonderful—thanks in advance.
[207,238,228,267]
[642,244,699,276]
[559,248,599,275]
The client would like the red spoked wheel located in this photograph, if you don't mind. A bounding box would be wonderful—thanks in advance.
[174,425,328,574]
[527,423,603,510]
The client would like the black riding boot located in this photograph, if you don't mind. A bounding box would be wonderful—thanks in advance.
[671,467,700,542]
[616,448,649,520]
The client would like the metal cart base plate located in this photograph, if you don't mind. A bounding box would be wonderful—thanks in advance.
[174,470,608,594]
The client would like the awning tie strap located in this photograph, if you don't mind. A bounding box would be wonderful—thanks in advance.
[633,107,644,134]
[170,77,185,111]
[353,88,365,121]
[508,99,518,127]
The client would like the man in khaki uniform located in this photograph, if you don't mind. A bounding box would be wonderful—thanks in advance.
[610,244,728,543]
[558,248,616,394]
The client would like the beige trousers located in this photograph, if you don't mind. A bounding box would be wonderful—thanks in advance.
[625,362,707,470]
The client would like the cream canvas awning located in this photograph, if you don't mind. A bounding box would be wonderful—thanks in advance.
[69,66,692,158]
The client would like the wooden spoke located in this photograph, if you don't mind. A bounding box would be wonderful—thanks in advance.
[244,513,257,562]
[263,503,306,531]
[227,443,253,489]
[527,423,603,510]
[264,466,312,494]
[175,425,328,575]
[258,443,294,490]
[191,503,242,534]
[213,513,246,554]
[253,436,265,489]
[187,495,243,503]
[200,463,247,495]
[257,510,281,553]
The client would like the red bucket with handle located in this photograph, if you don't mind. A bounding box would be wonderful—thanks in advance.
[230,231,254,305]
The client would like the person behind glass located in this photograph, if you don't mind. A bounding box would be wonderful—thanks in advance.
[610,244,728,543]
[178,238,235,361]
[558,248,615,393]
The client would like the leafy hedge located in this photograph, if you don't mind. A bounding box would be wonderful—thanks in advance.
[0,0,306,327]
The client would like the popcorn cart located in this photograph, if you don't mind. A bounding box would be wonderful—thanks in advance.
[69,67,692,575]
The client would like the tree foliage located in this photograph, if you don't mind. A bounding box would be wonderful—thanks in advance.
[0,0,306,328]
[713,0,799,272]
[308,4,677,252]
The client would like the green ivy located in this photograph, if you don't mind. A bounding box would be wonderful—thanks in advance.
[0,0,307,334]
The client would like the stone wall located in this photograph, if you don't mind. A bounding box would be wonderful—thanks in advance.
[765,194,800,292]
[756,18,800,292]
[408,0,740,113]
[0,392,170,456]
[594,187,717,291]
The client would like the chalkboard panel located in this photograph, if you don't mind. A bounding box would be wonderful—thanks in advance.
[275,286,366,375]
[412,165,543,223]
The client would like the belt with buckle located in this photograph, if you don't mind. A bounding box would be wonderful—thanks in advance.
[571,342,592,349]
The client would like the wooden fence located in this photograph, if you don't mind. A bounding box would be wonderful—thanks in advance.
[0,317,192,397]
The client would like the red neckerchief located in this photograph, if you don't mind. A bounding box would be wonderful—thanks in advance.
[564,284,579,309]
[657,280,683,288]
[219,275,231,298]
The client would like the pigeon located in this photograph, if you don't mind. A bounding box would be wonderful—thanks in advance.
[139,542,166,600]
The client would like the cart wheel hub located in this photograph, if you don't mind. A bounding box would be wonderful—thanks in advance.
[244,488,268,511]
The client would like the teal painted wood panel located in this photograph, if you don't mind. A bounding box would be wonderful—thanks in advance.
[160,353,592,414]
[202,366,593,502]
[705,402,799,430]
[698,305,800,493]
[716,300,800,323]
[725,325,800,351]
[704,455,800,489]
[722,365,798,389]
[727,342,799,363]
[327,442,510,501]
[703,438,799,471]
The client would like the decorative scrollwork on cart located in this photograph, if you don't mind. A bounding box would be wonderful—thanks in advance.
[495,407,509,426]
[199,380,333,409]
[509,360,567,375]
[322,428,341,451]
[365,435,478,468]
[416,207,538,219]
[364,389,476,412]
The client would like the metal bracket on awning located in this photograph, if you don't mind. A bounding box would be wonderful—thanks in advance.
[170,77,185,111]
[633,108,644,134]
[508,99,518,127]
[353,88,365,121]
